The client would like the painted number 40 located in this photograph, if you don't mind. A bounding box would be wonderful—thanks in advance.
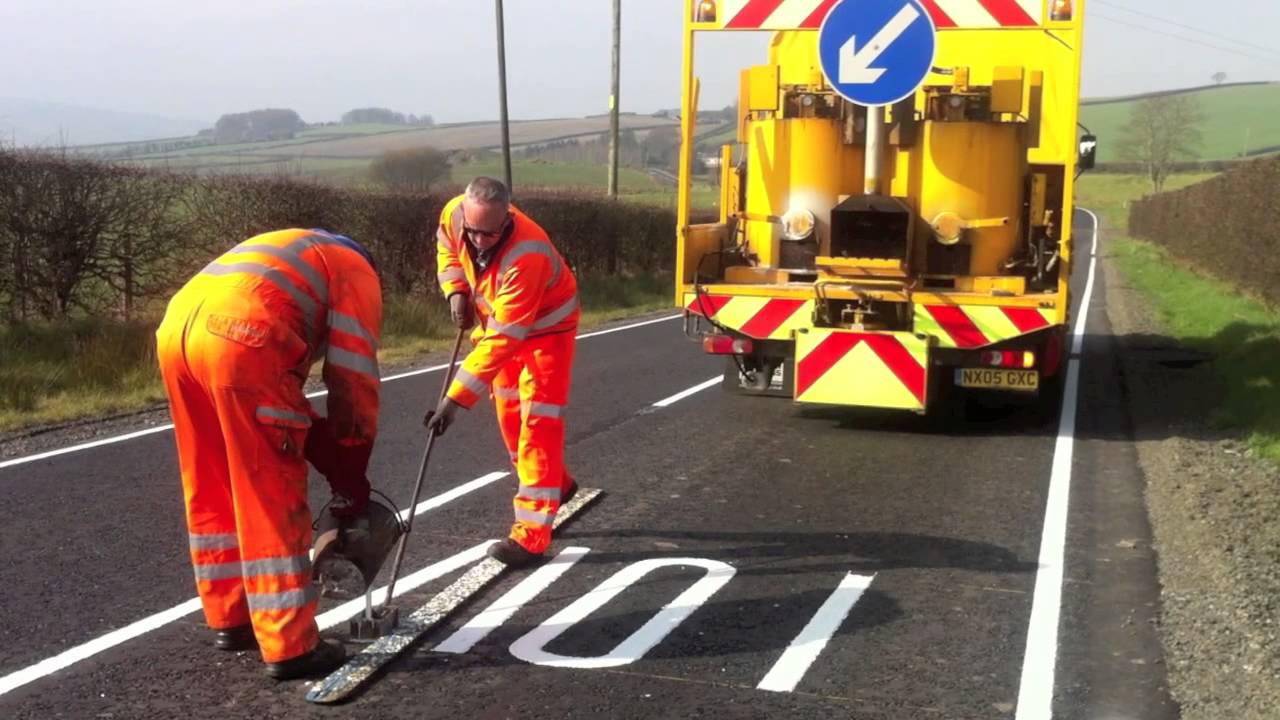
[431,548,875,693]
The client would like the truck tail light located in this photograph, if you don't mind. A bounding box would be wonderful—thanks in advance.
[980,350,1036,369]
[703,335,752,355]
[1050,0,1073,21]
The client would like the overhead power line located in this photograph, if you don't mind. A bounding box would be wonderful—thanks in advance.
[1091,11,1280,66]
[1093,0,1280,60]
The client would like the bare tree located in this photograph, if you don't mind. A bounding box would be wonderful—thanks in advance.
[369,146,451,193]
[1212,72,1228,85]
[1119,95,1205,193]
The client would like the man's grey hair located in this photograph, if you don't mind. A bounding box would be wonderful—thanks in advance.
[465,176,511,206]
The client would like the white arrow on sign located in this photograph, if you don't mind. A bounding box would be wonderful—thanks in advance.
[839,4,922,85]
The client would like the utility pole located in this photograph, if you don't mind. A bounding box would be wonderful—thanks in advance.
[495,0,514,192]
[607,0,621,199]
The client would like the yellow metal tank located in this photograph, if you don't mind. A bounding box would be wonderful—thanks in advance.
[744,117,864,267]
[918,121,1026,276]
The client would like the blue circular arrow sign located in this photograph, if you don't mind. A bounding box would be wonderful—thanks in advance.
[818,0,937,107]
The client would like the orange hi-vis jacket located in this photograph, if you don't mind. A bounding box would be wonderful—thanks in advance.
[199,228,383,444]
[435,195,580,408]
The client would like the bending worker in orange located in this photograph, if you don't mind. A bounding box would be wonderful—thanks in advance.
[425,177,579,568]
[156,228,382,679]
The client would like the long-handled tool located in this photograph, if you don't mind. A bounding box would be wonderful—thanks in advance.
[349,329,466,641]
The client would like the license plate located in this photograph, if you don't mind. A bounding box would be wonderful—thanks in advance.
[955,368,1040,392]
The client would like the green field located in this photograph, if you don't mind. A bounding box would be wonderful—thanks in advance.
[1081,84,1280,163]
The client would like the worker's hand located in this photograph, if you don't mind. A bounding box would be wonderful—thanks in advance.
[423,398,462,437]
[448,293,475,330]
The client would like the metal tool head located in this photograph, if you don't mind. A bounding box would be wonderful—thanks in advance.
[349,605,399,642]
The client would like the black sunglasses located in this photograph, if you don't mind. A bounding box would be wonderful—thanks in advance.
[464,214,512,240]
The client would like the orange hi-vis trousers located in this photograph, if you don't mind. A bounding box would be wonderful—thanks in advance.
[156,284,319,664]
[490,331,577,554]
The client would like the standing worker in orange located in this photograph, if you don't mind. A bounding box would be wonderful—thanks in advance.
[426,177,580,568]
[156,228,383,679]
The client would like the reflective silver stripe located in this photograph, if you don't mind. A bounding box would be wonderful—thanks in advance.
[453,368,488,396]
[532,294,580,331]
[436,227,456,253]
[201,261,319,338]
[193,561,243,581]
[488,318,530,341]
[326,346,380,380]
[499,240,562,288]
[514,507,555,526]
[189,533,238,551]
[255,406,311,427]
[246,586,318,611]
[328,310,377,350]
[227,243,328,304]
[517,486,561,502]
[525,401,565,419]
[241,555,311,578]
[438,267,466,284]
[493,385,521,401]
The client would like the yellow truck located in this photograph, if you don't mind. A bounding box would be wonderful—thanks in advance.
[675,0,1095,412]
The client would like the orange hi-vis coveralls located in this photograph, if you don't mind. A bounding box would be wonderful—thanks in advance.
[155,228,382,664]
[436,195,580,554]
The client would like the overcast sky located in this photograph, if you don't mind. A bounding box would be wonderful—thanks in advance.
[1,0,1278,125]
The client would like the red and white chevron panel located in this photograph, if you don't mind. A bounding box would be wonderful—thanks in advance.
[718,0,1042,29]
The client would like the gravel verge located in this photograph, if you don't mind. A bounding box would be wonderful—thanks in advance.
[1103,250,1280,719]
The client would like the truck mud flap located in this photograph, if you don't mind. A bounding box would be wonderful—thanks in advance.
[794,329,931,411]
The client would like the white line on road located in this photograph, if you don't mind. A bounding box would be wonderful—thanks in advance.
[1014,209,1100,720]
[316,541,494,631]
[757,573,876,693]
[432,546,591,655]
[0,314,682,470]
[0,471,506,698]
[652,376,721,408]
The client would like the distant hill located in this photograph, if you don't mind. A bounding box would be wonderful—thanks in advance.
[0,98,208,147]
[1080,83,1280,163]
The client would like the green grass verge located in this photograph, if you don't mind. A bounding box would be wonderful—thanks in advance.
[1077,172,1280,462]
[1081,84,1280,163]
[1108,237,1280,461]
[0,273,673,433]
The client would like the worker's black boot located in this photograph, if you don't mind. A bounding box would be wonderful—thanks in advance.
[265,639,346,680]
[213,624,258,652]
[487,538,544,568]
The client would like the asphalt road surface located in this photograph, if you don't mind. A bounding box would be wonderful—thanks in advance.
[0,211,1179,719]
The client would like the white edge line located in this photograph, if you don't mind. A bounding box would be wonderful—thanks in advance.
[0,314,683,470]
[1014,208,1098,720]
[652,376,722,408]
[0,470,507,697]
[756,573,876,693]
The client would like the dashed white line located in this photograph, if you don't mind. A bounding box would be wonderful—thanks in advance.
[757,573,876,693]
[0,314,681,470]
[0,471,505,697]
[652,376,721,408]
[1014,209,1100,720]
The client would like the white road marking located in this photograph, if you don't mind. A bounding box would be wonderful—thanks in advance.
[0,472,504,697]
[0,597,203,697]
[433,546,591,655]
[0,314,683,470]
[757,573,876,693]
[317,541,493,631]
[1014,209,1100,720]
[508,557,736,669]
[652,376,721,407]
